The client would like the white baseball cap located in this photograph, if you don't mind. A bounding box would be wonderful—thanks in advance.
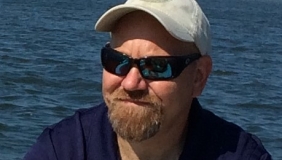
[95,0,211,55]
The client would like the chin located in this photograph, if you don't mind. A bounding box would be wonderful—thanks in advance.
[107,99,163,142]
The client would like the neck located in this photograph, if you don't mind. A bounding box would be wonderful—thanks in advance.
[117,116,189,160]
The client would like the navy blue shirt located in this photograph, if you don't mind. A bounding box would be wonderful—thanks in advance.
[24,99,271,160]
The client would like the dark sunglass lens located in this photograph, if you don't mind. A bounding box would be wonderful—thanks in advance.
[140,58,172,79]
[101,48,131,76]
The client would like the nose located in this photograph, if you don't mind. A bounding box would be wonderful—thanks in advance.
[121,67,148,91]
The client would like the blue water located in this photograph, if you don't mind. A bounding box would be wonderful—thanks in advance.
[0,0,281,159]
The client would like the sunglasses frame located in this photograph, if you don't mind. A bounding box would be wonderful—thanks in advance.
[101,43,201,80]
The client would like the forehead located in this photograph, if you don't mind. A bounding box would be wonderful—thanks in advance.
[110,11,200,55]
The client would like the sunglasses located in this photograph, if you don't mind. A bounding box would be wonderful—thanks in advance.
[101,44,201,80]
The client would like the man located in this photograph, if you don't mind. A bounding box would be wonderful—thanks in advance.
[24,0,272,159]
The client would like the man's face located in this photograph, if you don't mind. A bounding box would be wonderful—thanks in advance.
[102,12,208,142]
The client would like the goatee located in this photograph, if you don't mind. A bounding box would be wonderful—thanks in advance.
[105,90,163,142]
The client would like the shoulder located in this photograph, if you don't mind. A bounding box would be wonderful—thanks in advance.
[24,103,110,160]
[47,102,109,145]
[49,102,108,130]
[200,108,271,159]
[183,99,271,160]
[45,103,108,138]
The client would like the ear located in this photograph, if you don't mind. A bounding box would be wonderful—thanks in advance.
[192,55,212,97]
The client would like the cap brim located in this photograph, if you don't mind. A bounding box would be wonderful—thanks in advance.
[95,4,194,42]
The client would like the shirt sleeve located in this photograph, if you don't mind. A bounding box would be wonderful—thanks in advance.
[243,134,272,160]
[23,110,87,160]
[23,128,58,160]
[260,153,272,160]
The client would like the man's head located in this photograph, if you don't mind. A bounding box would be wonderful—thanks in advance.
[95,0,212,142]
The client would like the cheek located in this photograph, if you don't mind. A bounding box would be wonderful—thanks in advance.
[102,70,122,95]
[149,81,179,108]
[149,75,194,116]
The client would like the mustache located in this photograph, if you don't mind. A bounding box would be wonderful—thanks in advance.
[114,90,149,100]
[113,90,160,104]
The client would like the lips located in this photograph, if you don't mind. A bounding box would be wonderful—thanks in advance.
[115,98,152,106]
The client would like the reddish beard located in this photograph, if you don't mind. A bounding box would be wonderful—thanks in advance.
[105,89,163,142]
